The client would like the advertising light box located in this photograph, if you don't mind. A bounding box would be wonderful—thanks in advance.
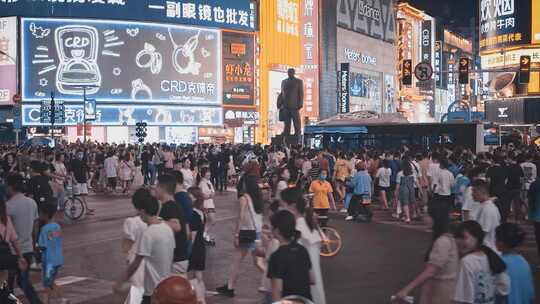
[1,0,257,32]
[0,17,17,105]
[22,104,222,126]
[21,18,221,105]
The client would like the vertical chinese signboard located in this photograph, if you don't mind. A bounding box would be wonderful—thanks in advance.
[338,63,350,113]
[434,41,442,88]
[222,31,255,107]
[300,0,319,120]
[0,17,17,105]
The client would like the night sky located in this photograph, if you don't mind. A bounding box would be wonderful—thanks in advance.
[404,0,477,32]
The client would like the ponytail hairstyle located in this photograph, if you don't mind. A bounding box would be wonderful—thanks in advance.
[197,166,210,187]
[456,221,506,274]
[243,175,263,214]
[280,187,316,231]
[270,210,300,242]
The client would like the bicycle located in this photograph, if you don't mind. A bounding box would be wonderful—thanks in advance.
[63,178,86,221]
[303,193,343,257]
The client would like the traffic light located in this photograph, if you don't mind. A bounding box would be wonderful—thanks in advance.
[519,55,531,84]
[402,59,412,86]
[458,57,469,84]
[135,121,148,143]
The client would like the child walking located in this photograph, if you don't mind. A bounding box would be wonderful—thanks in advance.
[38,202,65,304]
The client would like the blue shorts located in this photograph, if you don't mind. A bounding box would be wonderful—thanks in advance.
[43,264,61,288]
[238,232,261,251]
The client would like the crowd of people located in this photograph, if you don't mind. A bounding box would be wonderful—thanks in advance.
[0,141,538,303]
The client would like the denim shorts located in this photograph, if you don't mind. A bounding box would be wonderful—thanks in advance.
[238,232,261,251]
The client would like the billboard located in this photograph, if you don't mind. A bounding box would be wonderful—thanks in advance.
[479,0,534,52]
[0,17,17,105]
[300,0,320,119]
[222,31,254,107]
[338,63,350,113]
[21,18,221,105]
[421,20,432,64]
[1,0,257,32]
[337,0,396,43]
[22,104,222,126]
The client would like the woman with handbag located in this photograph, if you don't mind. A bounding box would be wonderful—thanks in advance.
[216,175,264,298]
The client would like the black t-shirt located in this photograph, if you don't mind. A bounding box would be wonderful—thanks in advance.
[267,242,312,300]
[28,175,53,204]
[69,158,88,184]
[486,165,507,196]
[506,163,524,190]
[159,200,189,262]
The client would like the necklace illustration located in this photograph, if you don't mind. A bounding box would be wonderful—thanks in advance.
[168,28,202,75]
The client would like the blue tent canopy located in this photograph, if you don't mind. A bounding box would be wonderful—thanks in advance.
[304,125,368,135]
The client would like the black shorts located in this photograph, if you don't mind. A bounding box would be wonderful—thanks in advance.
[379,186,390,193]
[107,177,117,189]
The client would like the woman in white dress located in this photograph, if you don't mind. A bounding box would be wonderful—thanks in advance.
[280,187,326,304]
[198,167,216,243]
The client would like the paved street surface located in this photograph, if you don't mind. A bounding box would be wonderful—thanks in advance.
[17,191,540,303]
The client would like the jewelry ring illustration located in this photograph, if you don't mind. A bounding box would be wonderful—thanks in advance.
[169,29,202,75]
[131,78,152,100]
[136,43,162,75]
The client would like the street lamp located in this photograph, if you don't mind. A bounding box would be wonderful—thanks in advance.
[74,85,99,143]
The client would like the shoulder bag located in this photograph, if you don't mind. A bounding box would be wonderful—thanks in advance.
[238,195,257,245]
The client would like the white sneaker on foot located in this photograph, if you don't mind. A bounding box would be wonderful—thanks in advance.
[340,208,348,213]
[345,216,354,221]
[30,262,41,271]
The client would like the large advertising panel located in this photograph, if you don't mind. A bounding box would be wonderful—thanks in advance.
[1,0,257,32]
[479,0,534,52]
[22,104,222,126]
[222,31,254,107]
[336,0,396,43]
[300,0,320,119]
[0,17,17,105]
[22,18,221,105]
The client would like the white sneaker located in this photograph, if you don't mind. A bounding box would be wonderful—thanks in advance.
[340,208,348,213]
[345,216,354,221]
[30,262,41,271]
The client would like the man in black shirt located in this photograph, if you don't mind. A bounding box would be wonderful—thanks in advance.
[69,150,93,214]
[504,155,524,223]
[156,174,190,277]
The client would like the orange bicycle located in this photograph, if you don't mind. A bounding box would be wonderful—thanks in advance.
[304,194,343,257]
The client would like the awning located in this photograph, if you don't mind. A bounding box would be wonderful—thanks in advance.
[304,125,368,135]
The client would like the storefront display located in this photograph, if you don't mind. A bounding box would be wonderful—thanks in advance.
[222,31,255,107]
[336,0,396,43]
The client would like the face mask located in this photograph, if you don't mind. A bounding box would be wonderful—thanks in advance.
[320,175,327,181]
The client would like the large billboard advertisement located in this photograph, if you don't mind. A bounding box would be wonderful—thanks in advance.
[222,31,254,107]
[22,104,222,126]
[1,0,257,32]
[479,0,536,52]
[337,0,396,43]
[0,17,17,105]
[300,0,320,119]
[21,18,221,105]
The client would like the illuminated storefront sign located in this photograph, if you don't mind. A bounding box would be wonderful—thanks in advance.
[343,48,377,65]
[445,30,473,54]
[481,47,540,68]
[479,0,536,52]
[222,31,255,107]
[337,0,396,43]
[0,0,257,31]
[21,18,221,105]
[434,41,442,88]
[224,108,259,125]
[22,104,222,126]
[421,20,432,63]
[277,0,300,36]
[338,63,350,113]
[300,0,319,118]
[0,17,16,105]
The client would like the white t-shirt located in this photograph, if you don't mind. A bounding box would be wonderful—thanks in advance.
[136,222,175,296]
[375,167,391,187]
[427,162,440,189]
[461,187,481,220]
[520,162,537,189]
[275,180,288,201]
[454,253,510,304]
[199,178,215,209]
[475,200,501,251]
[123,216,148,261]
[180,168,194,189]
[433,169,455,196]
[52,161,67,184]
[410,160,422,189]
[104,156,118,178]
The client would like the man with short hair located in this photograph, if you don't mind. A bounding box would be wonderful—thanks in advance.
[471,179,501,252]
[156,175,190,277]
[114,194,175,304]
[6,173,42,304]
[280,68,303,137]
[171,170,193,224]
[70,150,93,214]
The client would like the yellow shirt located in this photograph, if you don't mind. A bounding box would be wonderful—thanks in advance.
[334,159,352,181]
[309,180,333,209]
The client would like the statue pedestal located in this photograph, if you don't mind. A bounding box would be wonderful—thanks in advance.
[271,134,301,146]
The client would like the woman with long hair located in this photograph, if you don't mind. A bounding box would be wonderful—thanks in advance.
[274,167,291,201]
[395,161,416,223]
[197,167,216,244]
[216,175,264,297]
[280,188,326,304]
[375,160,392,210]
[118,153,134,194]
[187,186,208,304]
[453,221,510,304]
